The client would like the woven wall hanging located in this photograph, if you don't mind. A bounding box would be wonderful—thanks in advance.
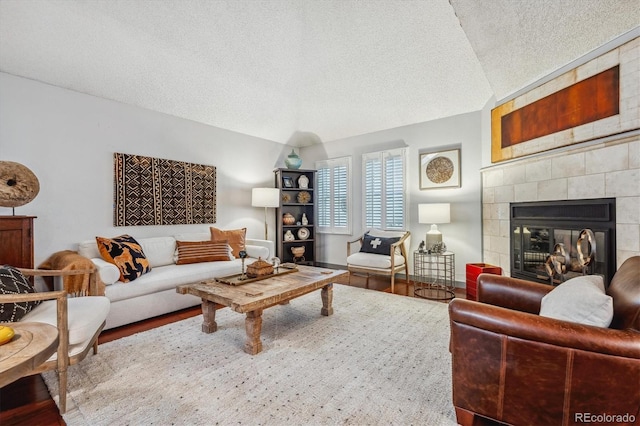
[114,153,216,226]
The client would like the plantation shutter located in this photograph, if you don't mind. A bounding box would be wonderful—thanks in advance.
[317,167,331,227]
[384,152,404,229]
[363,148,406,230]
[333,164,348,228]
[364,156,382,229]
[315,157,351,234]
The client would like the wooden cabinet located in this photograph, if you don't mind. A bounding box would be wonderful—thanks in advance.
[274,168,316,265]
[0,216,36,269]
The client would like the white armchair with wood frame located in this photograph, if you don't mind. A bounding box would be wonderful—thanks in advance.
[0,264,110,413]
[346,229,411,294]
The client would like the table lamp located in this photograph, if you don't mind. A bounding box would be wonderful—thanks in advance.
[418,203,450,251]
[252,188,280,240]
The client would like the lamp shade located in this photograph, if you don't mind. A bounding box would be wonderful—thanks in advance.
[252,188,279,208]
[418,203,450,224]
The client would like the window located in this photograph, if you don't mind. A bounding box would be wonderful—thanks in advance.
[315,157,351,234]
[363,148,406,230]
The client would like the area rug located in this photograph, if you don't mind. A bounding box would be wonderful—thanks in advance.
[43,284,457,425]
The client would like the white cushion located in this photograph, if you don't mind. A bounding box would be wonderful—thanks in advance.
[245,244,269,260]
[367,228,406,239]
[21,296,110,345]
[347,252,406,269]
[539,275,613,327]
[91,258,120,285]
[246,239,274,260]
[104,261,243,302]
[78,239,101,259]
[139,237,176,268]
[174,232,211,242]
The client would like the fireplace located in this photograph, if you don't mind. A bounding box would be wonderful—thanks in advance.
[510,199,616,286]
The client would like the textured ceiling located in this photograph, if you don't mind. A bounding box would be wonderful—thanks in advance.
[0,0,638,145]
[450,0,640,101]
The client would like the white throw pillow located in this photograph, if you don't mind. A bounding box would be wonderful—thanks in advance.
[139,237,177,267]
[174,232,211,242]
[539,275,613,327]
[367,228,405,238]
[78,239,101,259]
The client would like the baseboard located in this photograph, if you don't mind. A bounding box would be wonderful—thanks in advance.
[315,263,465,288]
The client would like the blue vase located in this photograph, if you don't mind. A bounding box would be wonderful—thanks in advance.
[285,149,302,169]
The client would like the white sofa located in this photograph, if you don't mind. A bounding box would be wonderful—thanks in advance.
[77,232,273,330]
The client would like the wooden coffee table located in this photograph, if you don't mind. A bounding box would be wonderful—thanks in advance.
[176,265,348,354]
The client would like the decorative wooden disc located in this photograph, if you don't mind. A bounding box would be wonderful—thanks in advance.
[426,156,454,184]
[0,161,40,207]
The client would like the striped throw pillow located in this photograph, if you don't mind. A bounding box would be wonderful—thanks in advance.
[175,240,233,265]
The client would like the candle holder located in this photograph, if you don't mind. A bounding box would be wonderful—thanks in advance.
[272,257,281,273]
[239,250,248,279]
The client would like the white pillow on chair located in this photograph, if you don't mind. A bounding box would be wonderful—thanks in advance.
[367,228,406,238]
[539,275,613,327]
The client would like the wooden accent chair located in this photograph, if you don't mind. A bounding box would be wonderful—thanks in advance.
[448,256,640,426]
[346,230,410,294]
[0,265,110,413]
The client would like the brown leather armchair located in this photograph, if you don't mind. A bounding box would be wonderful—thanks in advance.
[448,256,640,426]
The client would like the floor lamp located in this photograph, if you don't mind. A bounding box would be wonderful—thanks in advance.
[252,188,280,240]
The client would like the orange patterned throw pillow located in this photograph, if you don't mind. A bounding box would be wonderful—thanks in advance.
[175,240,233,264]
[96,234,151,282]
[210,227,246,258]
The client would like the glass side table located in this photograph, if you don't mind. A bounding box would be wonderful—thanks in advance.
[413,251,455,301]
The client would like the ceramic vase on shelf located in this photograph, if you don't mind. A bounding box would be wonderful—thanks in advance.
[285,149,302,169]
[291,246,305,258]
[301,213,308,225]
[283,213,295,225]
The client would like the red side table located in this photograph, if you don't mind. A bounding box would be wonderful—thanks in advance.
[465,263,502,301]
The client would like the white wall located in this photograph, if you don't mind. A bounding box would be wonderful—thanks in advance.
[0,72,290,265]
[301,111,484,284]
[0,72,484,283]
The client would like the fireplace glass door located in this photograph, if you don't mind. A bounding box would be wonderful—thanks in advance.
[512,225,611,285]
[510,199,616,286]
[513,226,550,280]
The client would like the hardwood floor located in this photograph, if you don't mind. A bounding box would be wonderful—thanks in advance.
[0,275,465,425]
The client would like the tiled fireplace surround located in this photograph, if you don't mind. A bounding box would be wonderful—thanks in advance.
[481,133,640,278]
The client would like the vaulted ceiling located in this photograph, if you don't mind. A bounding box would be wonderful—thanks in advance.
[0,0,638,145]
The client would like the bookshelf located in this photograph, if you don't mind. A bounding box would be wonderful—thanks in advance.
[274,168,316,265]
